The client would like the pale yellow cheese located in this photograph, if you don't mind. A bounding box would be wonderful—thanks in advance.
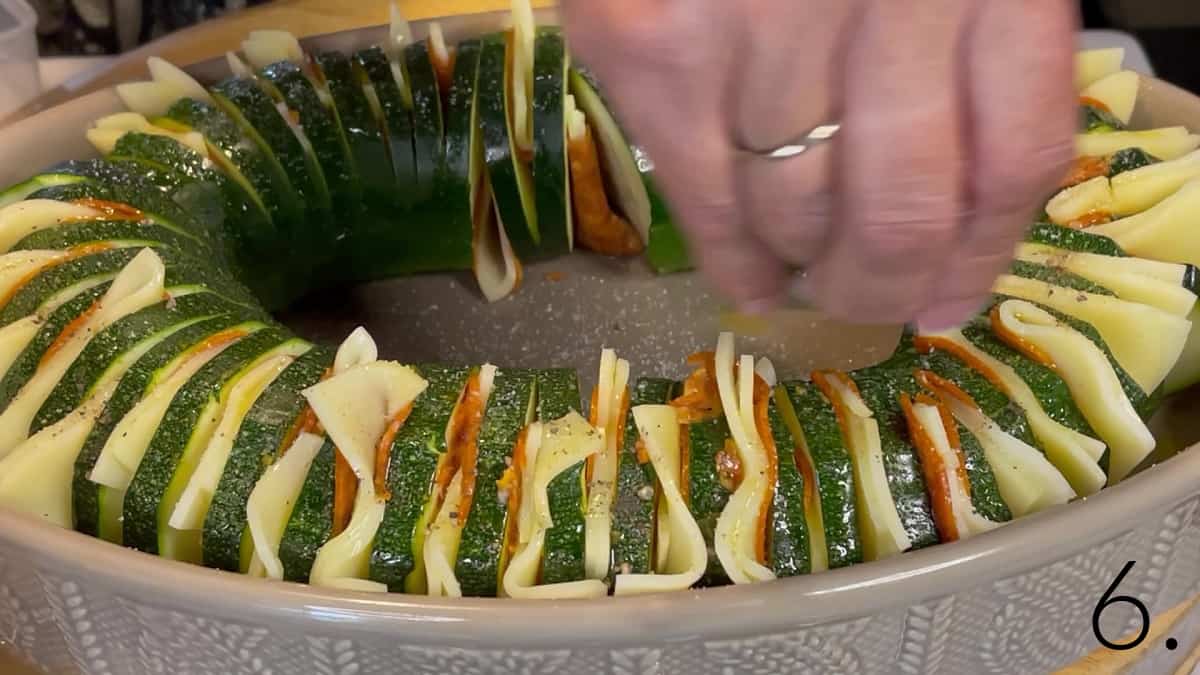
[1076,48,1124,90]
[993,274,1191,394]
[501,412,607,600]
[910,402,1002,539]
[712,334,774,583]
[242,30,304,70]
[1014,243,1196,317]
[0,317,39,382]
[940,396,1075,518]
[930,330,1107,495]
[1094,177,1200,270]
[584,348,627,580]
[0,200,101,253]
[1045,176,1113,226]
[994,300,1154,484]
[1110,148,1200,215]
[473,201,522,303]
[0,249,166,458]
[1076,127,1200,161]
[246,432,325,579]
[87,112,208,156]
[1080,70,1139,124]
[614,405,708,596]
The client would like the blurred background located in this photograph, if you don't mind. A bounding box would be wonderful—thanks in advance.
[1,0,1199,118]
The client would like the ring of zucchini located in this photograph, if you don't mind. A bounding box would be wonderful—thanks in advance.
[0,9,1197,600]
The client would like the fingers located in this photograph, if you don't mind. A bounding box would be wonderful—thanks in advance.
[806,0,973,323]
[563,0,789,310]
[916,0,1078,330]
[739,143,834,267]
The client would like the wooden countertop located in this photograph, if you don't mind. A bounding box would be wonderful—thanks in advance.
[1,2,1197,673]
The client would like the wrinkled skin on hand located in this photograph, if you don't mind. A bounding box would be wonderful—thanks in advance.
[561,0,1077,330]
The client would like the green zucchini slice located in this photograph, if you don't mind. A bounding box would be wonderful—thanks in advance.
[202,345,333,572]
[535,368,586,584]
[370,364,470,592]
[530,27,570,256]
[611,377,674,576]
[404,40,444,202]
[278,436,337,582]
[455,368,536,597]
[352,45,417,206]
[479,34,538,258]
[761,392,811,577]
[122,327,292,559]
[685,415,734,585]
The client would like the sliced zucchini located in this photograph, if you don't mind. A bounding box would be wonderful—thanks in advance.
[762,388,810,577]
[122,328,295,561]
[686,415,734,585]
[455,369,536,597]
[278,436,337,581]
[535,368,586,585]
[478,34,538,258]
[404,40,444,202]
[72,315,253,537]
[1025,222,1125,257]
[370,364,470,593]
[203,345,333,572]
[530,27,571,256]
[611,377,674,576]
[352,46,416,206]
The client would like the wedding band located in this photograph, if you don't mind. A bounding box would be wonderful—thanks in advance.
[755,123,841,159]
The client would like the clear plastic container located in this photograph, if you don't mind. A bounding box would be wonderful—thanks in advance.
[0,0,40,118]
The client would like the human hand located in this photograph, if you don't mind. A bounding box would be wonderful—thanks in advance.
[561,0,1078,330]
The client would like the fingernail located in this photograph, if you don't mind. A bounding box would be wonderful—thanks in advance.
[916,299,982,334]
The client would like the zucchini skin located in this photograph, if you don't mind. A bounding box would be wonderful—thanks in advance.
[455,369,535,597]
[477,34,538,258]
[781,382,863,569]
[764,395,811,577]
[0,247,140,330]
[405,41,444,203]
[611,377,675,576]
[530,28,570,257]
[685,415,733,586]
[1025,223,1125,257]
[279,436,337,582]
[535,368,586,585]
[122,327,290,556]
[1010,260,1114,297]
[847,359,940,551]
[0,284,109,411]
[202,345,334,572]
[352,46,416,206]
[258,60,361,237]
[32,291,242,434]
[370,364,469,592]
[1107,147,1158,176]
[73,314,251,537]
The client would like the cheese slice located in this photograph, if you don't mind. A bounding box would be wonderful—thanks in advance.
[423,365,500,597]
[0,248,166,457]
[1076,127,1200,161]
[305,359,429,592]
[0,307,212,526]
[1076,48,1124,90]
[1015,244,1196,317]
[614,405,708,595]
[993,274,1191,394]
[0,199,101,253]
[473,201,522,303]
[820,373,911,562]
[929,330,1108,496]
[0,317,39,382]
[243,30,304,69]
[424,471,466,597]
[502,412,607,599]
[333,326,377,373]
[1110,148,1200,215]
[937,395,1075,518]
[1045,176,1113,226]
[584,348,628,579]
[1081,70,1139,125]
[246,432,325,579]
[909,401,1003,540]
[88,323,259,490]
[169,350,304,531]
[1093,177,1200,270]
[1165,301,1200,395]
[146,57,212,104]
[0,250,71,307]
[88,112,208,157]
[994,300,1154,483]
[712,334,774,583]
